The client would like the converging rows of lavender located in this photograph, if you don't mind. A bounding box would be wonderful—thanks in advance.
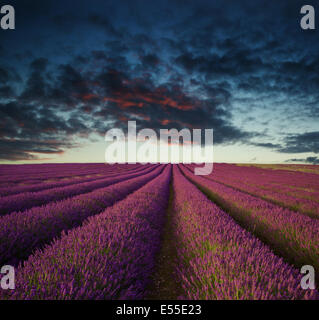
[0,162,318,300]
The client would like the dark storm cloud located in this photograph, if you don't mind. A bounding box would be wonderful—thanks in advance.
[279,132,319,154]
[19,59,50,102]
[175,50,268,77]
[92,67,254,144]
[18,60,93,108]
[0,66,21,84]
[251,142,282,149]
[30,58,49,71]
[0,99,87,138]
[0,49,254,160]
[0,68,10,83]
[305,157,319,165]
[0,139,75,161]
[0,68,90,160]
[285,157,319,165]
[0,85,15,98]
[87,14,120,37]
[0,0,318,161]
[139,54,160,69]
[249,132,319,156]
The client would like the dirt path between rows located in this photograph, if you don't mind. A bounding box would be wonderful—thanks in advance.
[146,184,184,300]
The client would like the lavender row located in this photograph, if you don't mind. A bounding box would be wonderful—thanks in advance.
[171,166,318,299]
[0,163,106,175]
[190,164,319,218]
[0,163,91,176]
[0,164,155,215]
[0,163,111,180]
[0,165,164,266]
[1,165,171,299]
[180,165,319,273]
[0,164,146,197]
[205,163,319,196]
[0,163,139,186]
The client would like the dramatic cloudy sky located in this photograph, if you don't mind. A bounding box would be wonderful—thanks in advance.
[0,0,318,164]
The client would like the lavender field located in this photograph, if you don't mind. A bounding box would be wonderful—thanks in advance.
[0,163,318,300]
